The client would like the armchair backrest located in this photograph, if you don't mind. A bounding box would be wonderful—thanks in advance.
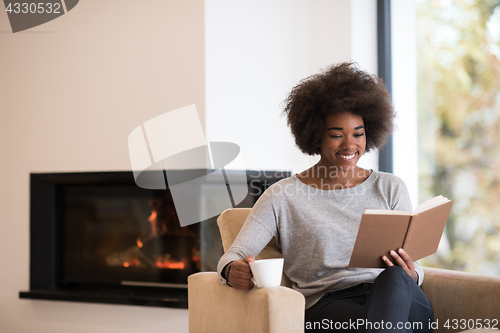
[217,208,292,287]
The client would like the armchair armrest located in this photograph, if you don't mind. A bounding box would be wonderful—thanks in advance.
[188,272,305,333]
[421,267,500,333]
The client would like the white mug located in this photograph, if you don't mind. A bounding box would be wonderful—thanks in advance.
[248,258,284,288]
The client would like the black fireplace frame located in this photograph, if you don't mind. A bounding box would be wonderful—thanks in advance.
[19,170,289,308]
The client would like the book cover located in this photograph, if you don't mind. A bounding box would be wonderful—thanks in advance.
[348,197,453,268]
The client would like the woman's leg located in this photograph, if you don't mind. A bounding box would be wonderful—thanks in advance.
[305,267,433,332]
[305,283,371,333]
[360,266,434,333]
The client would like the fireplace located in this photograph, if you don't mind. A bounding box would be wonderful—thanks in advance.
[19,170,289,308]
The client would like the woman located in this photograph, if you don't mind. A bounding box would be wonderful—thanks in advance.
[217,62,433,332]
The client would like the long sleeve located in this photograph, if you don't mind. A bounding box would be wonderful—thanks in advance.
[217,191,278,285]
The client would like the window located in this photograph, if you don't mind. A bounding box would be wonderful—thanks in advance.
[395,0,500,275]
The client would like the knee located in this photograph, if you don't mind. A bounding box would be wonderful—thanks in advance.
[377,266,413,285]
[384,265,406,275]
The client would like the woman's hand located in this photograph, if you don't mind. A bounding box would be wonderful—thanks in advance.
[224,255,255,290]
[382,248,418,283]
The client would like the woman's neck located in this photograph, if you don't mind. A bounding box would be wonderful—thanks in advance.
[297,164,371,190]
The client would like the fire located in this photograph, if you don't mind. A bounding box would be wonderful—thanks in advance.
[148,210,157,222]
[122,255,188,269]
[123,258,141,267]
[157,261,185,269]
[156,256,187,269]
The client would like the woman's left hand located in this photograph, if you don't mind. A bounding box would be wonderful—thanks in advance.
[382,248,418,283]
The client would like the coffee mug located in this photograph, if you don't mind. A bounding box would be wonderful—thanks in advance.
[248,258,284,288]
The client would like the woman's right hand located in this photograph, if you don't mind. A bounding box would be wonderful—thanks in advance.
[226,255,255,290]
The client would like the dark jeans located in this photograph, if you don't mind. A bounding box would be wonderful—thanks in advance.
[305,266,434,333]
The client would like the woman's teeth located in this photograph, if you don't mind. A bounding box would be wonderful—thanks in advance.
[339,153,356,160]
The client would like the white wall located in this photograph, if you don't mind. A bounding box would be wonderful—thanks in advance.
[205,0,310,174]
[391,0,419,208]
[0,1,203,332]
[351,0,379,170]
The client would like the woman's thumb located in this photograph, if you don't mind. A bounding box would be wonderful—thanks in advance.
[245,255,255,263]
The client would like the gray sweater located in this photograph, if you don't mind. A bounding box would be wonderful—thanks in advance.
[217,171,424,309]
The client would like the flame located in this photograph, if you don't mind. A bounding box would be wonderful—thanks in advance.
[157,261,185,269]
[136,238,143,248]
[148,210,159,236]
[156,257,187,269]
[123,258,141,267]
[148,210,157,222]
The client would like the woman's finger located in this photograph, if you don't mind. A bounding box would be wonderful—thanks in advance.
[397,248,415,271]
[389,250,408,269]
[232,268,253,280]
[382,255,394,267]
[232,278,254,290]
[380,249,417,282]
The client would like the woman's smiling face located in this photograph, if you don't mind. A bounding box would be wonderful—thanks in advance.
[318,112,366,170]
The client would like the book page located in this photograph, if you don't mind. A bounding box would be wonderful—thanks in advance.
[364,209,412,216]
[414,195,450,215]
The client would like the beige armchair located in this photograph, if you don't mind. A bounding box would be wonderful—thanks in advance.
[188,208,500,333]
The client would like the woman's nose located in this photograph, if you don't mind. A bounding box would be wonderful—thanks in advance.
[342,136,355,149]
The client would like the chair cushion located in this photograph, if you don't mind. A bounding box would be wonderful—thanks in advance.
[217,208,251,252]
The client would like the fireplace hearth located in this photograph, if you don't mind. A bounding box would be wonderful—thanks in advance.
[19,170,289,308]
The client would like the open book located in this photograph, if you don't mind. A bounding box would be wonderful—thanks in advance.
[348,195,453,268]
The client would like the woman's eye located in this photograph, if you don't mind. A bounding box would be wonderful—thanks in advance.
[354,133,365,137]
[330,135,342,139]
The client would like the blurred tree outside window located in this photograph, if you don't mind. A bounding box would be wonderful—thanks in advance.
[416,0,500,274]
